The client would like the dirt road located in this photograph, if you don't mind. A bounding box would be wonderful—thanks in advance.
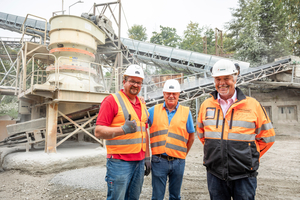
[0,135,299,200]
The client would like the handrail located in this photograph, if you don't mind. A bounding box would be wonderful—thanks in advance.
[26,53,57,91]
[21,27,42,44]
[20,14,47,45]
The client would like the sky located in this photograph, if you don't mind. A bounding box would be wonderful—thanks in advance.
[0,0,239,40]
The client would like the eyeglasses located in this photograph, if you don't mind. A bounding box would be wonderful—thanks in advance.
[128,80,143,86]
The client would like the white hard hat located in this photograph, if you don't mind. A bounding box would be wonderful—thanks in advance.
[163,79,181,92]
[211,59,238,77]
[123,64,144,79]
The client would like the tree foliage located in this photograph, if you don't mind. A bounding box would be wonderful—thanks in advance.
[180,21,203,52]
[283,0,300,56]
[150,25,181,48]
[258,0,290,62]
[127,24,147,41]
[226,0,269,66]
[139,0,299,65]
[203,26,216,55]
[226,0,299,66]
[179,22,217,55]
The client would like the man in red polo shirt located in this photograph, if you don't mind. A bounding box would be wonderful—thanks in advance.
[95,64,150,200]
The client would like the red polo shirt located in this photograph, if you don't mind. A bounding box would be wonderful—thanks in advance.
[96,89,145,161]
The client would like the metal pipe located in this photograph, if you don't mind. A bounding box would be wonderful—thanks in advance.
[94,1,118,7]
[292,65,295,83]
[69,0,84,15]
[31,57,34,93]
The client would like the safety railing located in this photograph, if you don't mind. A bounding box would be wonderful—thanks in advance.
[20,14,48,45]
[19,53,117,95]
[20,53,57,92]
[140,71,207,100]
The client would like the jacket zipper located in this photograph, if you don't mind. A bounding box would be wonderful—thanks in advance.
[216,95,246,180]
[220,102,236,180]
[218,107,226,180]
[220,117,226,180]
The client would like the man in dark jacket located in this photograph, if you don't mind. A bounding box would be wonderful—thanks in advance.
[197,59,275,200]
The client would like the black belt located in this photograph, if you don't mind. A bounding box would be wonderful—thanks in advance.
[156,154,177,161]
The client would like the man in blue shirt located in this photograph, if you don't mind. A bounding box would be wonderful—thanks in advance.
[148,79,195,200]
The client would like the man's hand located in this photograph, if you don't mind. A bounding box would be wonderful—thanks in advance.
[139,96,146,104]
[121,114,137,134]
[144,157,151,176]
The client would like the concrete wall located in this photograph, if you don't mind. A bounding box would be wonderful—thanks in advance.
[250,88,300,136]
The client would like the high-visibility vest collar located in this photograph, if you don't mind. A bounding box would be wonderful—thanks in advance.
[150,104,189,159]
[106,91,148,154]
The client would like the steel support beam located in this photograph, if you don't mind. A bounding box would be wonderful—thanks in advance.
[45,103,58,153]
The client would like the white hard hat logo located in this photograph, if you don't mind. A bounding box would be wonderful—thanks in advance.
[211,59,238,77]
[163,79,181,92]
[123,64,144,79]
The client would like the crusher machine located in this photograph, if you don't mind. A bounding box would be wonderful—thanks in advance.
[1,14,111,153]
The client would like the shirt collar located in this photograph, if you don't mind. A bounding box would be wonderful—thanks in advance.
[120,89,140,105]
[217,89,237,103]
[163,102,179,111]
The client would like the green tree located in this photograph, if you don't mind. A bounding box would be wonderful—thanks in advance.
[226,0,269,66]
[226,0,299,65]
[180,21,203,52]
[258,0,290,62]
[203,26,216,55]
[284,0,300,56]
[127,24,147,41]
[150,25,181,48]
[223,32,236,56]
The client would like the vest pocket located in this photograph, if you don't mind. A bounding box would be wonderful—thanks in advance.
[227,140,257,176]
[203,139,222,174]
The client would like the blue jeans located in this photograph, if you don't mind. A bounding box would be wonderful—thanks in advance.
[151,155,186,200]
[105,158,145,200]
[207,172,257,200]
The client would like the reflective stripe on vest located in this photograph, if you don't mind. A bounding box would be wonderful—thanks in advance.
[106,91,148,154]
[197,121,203,128]
[255,122,273,135]
[150,130,168,138]
[256,135,275,143]
[166,143,187,153]
[107,137,147,145]
[229,120,255,129]
[198,96,275,146]
[151,140,166,148]
[197,131,204,139]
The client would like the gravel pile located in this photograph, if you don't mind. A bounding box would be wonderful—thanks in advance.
[50,166,107,191]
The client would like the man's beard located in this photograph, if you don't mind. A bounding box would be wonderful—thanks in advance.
[218,85,230,96]
[129,86,139,95]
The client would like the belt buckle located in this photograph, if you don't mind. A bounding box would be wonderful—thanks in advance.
[167,156,174,161]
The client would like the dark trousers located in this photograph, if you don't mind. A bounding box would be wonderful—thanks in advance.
[207,172,257,200]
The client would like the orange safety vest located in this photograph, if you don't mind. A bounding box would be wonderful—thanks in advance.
[150,104,190,159]
[105,91,149,154]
